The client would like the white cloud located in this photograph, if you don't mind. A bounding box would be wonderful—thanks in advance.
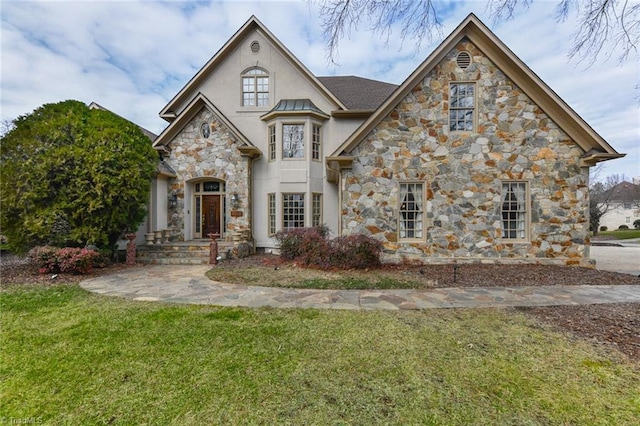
[1,0,638,179]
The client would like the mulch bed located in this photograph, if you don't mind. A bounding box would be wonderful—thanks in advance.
[2,253,639,363]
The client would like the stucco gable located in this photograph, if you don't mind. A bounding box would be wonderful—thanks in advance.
[330,13,623,166]
[159,16,347,121]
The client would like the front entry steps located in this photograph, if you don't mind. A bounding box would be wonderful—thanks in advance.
[136,240,236,265]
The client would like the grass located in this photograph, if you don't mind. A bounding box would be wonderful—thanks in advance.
[206,264,434,289]
[596,229,640,239]
[2,284,639,424]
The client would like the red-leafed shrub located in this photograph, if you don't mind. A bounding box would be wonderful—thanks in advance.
[330,234,383,269]
[29,246,104,274]
[275,226,330,264]
[275,227,382,269]
[28,246,58,274]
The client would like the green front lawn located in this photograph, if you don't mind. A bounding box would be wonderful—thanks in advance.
[2,284,639,425]
[596,229,640,240]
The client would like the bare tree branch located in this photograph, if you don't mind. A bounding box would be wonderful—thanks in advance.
[315,0,639,66]
[317,0,443,64]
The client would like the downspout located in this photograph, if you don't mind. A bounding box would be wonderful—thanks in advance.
[325,160,343,236]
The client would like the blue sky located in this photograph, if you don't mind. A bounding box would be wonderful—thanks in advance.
[1,0,638,181]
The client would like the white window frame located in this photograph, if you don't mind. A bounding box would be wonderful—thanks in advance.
[500,181,529,241]
[398,182,425,241]
[449,82,476,132]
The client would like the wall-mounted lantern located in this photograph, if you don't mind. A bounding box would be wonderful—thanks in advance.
[231,193,240,209]
[169,190,178,208]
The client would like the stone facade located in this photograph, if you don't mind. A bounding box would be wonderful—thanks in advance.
[342,41,591,266]
[165,107,251,240]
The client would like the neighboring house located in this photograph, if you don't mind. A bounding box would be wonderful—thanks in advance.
[599,180,640,230]
[144,14,623,266]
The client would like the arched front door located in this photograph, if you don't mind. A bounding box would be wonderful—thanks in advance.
[194,180,226,239]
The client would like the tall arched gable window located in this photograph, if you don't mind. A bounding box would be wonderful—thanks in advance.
[241,67,269,106]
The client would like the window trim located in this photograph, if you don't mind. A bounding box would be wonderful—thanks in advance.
[499,180,530,242]
[449,82,477,133]
[241,67,269,107]
[398,181,426,242]
[282,193,305,230]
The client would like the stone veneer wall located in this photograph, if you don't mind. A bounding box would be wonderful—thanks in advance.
[342,40,591,266]
[166,107,251,240]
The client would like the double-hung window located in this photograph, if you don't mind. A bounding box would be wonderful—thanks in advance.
[399,182,424,240]
[449,83,475,131]
[312,193,322,227]
[282,124,304,158]
[242,67,269,107]
[268,125,276,161]
[501,181,528,240]
[268,193,276,236]
[312,125,321,161]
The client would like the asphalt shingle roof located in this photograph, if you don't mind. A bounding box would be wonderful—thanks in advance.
[317,76,397,110]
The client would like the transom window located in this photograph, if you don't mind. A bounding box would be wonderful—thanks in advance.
[312,193,322,227]
[501,181,528,240]
[449,83,475,131]
[399,182,424,240]
[283,193,305,229]
[242,67,269,107]
[268,125,276,161]
[282,124,304,158]
[312,125,321,161]
[195,181,225,193]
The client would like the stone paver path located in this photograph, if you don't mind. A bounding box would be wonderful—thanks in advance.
[80,265,640,310]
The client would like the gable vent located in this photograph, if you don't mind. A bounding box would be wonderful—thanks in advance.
[456,51,471,69]
[250,41,261,53]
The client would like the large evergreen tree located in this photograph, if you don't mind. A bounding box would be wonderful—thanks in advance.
[1,100,158,252]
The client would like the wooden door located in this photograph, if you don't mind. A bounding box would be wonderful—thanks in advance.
[202,195,221,237]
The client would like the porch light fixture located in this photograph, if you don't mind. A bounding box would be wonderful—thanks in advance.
[169,190,178,208]
[231,193,240,209]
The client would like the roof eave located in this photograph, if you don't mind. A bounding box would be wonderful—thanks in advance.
[325,156,354,183]
[331,109,376,118]
[260,110,330,122]
[579,152,626,167]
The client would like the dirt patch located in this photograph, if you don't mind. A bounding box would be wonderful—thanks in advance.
[214,253,640,288]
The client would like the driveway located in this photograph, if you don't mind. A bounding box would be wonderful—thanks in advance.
[590,243,640,276]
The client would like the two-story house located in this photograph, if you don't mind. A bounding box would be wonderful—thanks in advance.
[145,13,623,266]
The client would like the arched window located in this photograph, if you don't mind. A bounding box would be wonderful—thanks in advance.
[241,67,269,106]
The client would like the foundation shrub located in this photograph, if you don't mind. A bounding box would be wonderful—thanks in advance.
[275,227,382,269]
[329,234,383,269]
[275,226,330,265]
[29,246,104,274]
[618,225,629,230]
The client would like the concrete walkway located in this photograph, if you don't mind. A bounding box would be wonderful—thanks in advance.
[80,265,640,310]
[590,243,640,276]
